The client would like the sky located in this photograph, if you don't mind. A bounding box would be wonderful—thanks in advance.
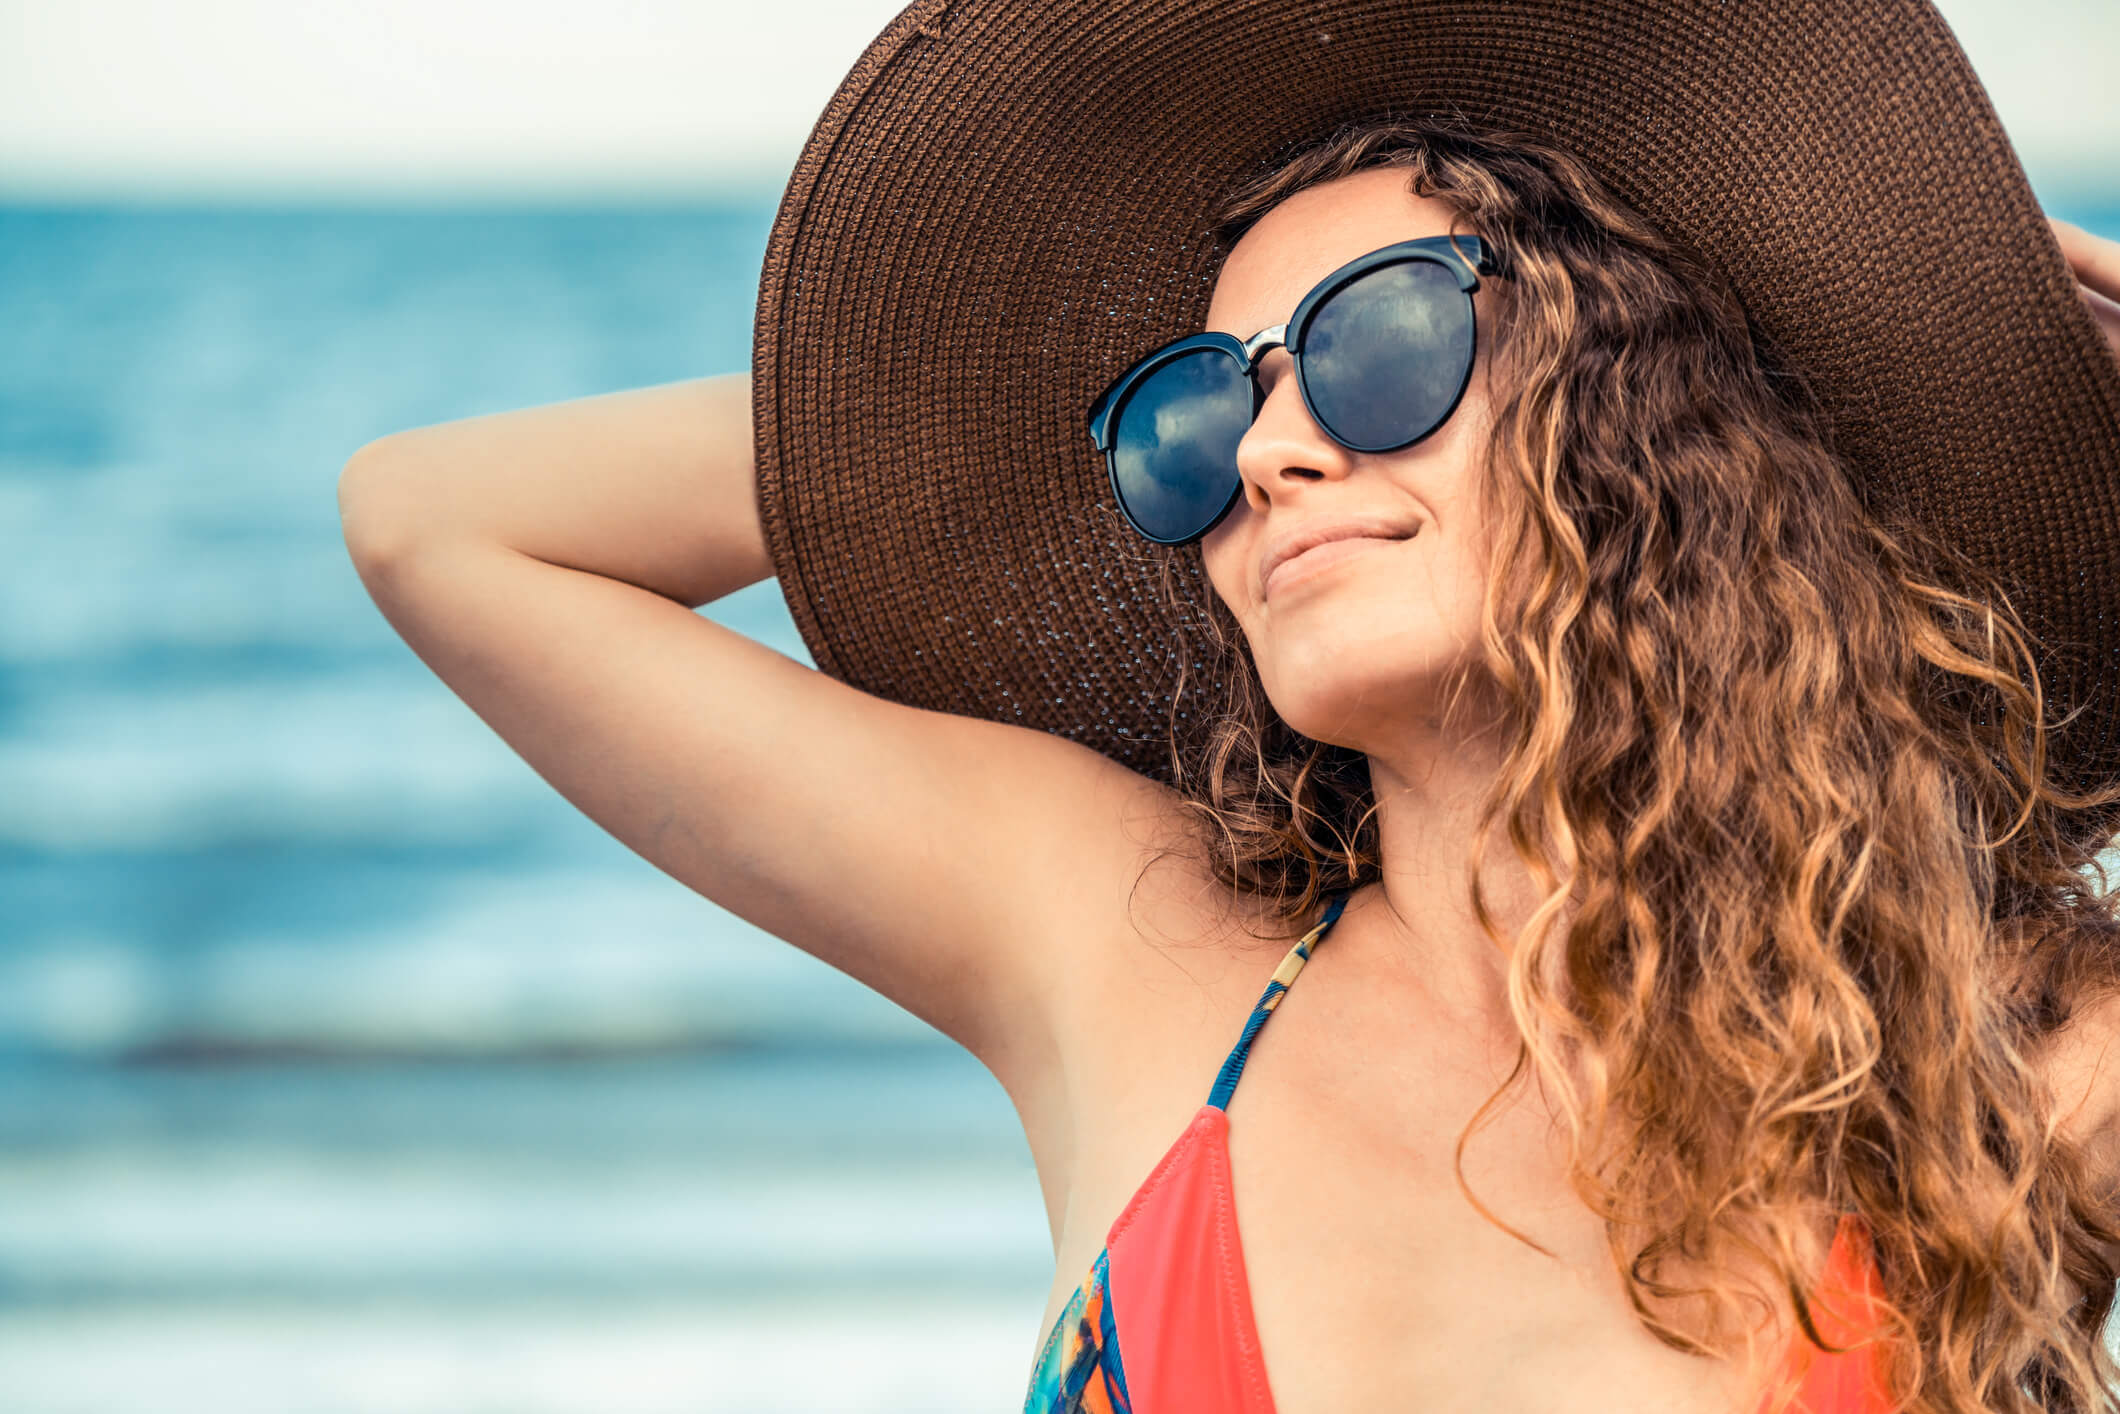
[0,0,2115,202]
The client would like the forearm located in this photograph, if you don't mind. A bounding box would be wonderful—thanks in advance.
[337,372,771,609]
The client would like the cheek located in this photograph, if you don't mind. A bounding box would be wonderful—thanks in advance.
[1197,531,1252,617]
[1423,534,1492,647]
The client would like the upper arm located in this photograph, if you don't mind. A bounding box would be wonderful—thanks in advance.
[336,502,1191,1106]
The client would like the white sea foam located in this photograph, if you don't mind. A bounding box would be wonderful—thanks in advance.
[0,1298,1043,1414]
[0,866,936,1055]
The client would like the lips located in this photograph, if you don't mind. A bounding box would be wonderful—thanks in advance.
[1263,533,1415,599]
[1258,518,1421,600]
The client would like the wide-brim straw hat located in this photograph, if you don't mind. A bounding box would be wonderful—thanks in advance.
[748,0,2120,848]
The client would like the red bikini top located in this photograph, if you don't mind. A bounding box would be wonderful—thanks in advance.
[1022,890,1897,1413]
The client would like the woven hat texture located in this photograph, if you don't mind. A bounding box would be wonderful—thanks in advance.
[749,0,2120,841]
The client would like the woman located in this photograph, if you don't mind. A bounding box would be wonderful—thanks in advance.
[337,3,2120,1412]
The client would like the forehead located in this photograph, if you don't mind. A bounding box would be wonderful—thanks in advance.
[1205,165,1465,338]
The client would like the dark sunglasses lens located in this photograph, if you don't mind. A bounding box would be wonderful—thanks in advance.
[1109,346,1249,542]
[1302,260,1474,450]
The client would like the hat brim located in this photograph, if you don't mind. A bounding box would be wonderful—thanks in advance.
[750,0,2120,830]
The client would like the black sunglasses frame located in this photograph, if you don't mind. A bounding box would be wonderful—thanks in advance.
[1086,232,1507,545]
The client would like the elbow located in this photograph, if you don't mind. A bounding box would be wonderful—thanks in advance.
[337,434,426,570]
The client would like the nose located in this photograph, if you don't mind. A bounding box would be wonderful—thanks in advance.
[1232,344,1357,512]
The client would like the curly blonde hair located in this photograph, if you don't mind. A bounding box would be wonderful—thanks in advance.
[1140,114,2120,1413]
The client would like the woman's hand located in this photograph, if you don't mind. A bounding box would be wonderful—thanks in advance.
[2050,216,2120,362]
[2033,987,2120,1217]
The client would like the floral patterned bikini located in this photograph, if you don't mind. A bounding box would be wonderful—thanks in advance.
[1019,888,1897,1414]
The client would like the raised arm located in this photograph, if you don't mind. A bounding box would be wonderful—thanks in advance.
[2050,217,2120,361]
[334,374,1189,1126]
[336,375,771,610]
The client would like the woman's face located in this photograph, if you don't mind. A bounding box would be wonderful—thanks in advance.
[1199,166,1505,752]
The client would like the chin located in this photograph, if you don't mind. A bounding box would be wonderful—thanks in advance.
[1253,603,1482,738]
[1257,653,1415,745]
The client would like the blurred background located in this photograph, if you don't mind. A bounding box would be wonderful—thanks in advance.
[1,2,2116,1411]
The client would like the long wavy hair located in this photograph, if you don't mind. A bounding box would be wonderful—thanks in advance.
[1140,114,2120,1413]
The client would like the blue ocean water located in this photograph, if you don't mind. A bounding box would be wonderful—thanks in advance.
[0,200,1054,1413]
[2,192,2116,1412]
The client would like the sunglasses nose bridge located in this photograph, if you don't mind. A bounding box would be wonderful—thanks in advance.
[1241,322,1289,367]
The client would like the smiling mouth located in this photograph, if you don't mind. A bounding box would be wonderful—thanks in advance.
[1263,529,1418,600]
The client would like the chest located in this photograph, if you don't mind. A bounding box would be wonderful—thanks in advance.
[1025,943,1825,1414]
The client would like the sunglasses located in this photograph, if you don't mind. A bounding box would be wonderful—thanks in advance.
[1086,233,1507,545]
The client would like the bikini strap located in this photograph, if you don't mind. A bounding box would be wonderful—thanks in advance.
[1205,889,1353,1111]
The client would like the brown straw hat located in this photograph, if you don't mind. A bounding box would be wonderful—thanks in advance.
[748,0,2120,843]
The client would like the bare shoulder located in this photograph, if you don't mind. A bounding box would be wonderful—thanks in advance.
[987,743,1306,1209]
[973,729,1241,1107]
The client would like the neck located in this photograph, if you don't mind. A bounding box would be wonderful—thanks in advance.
[1360,685,1559,1033]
